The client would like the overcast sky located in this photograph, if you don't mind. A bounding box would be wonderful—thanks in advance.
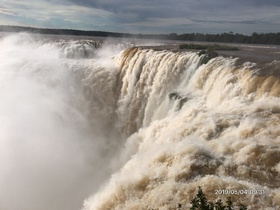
[0,0,280,34]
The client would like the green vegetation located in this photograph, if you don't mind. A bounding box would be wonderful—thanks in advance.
[179,44,239,51]
[168,32,280,45]
[189,186,247,210]
[1,25,280,45]
[0,25,127,38]
[179,44,209,50]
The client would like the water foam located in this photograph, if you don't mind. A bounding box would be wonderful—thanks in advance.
[0,33,123,210]
[84,48,280,209]
[1,33,279,210]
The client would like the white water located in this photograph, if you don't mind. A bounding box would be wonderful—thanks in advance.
[0,33,279,210]
[0,33,125,210]
[86,48,280,209]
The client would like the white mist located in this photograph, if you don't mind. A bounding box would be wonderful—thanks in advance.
[0,33,119,210]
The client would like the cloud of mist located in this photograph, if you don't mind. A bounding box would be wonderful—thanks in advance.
[0,33,119,210]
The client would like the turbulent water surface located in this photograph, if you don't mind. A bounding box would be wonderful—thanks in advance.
[0,33,280,210]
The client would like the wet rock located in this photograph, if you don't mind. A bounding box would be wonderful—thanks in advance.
[199,50,219,64]
[169,91,189,110]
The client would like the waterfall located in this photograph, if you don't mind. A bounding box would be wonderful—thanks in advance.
[0,33,279,210]
[85,47,280,210]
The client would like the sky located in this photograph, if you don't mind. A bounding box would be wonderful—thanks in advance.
[0,0,280,35]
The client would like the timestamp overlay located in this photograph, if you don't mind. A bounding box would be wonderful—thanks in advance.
[214,189,265,196]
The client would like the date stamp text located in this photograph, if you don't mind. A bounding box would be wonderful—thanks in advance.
[214,189,265,195]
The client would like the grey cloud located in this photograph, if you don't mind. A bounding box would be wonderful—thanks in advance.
[67,0,195,19]
[2,0,280,34]
[191,19,276,25]
[65,0,280,23]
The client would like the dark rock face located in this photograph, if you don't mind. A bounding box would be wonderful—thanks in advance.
[169,91,182,100]
[169,91,189,110]
[198,50,207,56]
[199,50,219,64]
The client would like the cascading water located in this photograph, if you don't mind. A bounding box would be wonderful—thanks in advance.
[0,33,126,210]
[85,48,280,209]
[0,33,279,210]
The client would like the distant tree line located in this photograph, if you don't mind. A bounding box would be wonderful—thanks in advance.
[0,25,128,38]
[164,32,280,45]
[1,25,280,45]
